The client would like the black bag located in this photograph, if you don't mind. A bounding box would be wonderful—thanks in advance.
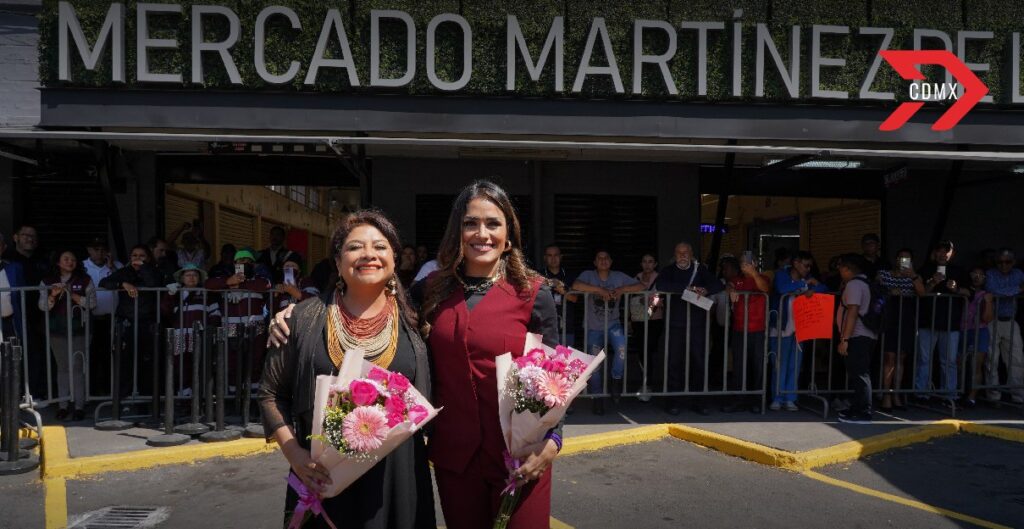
[849,277,887,335]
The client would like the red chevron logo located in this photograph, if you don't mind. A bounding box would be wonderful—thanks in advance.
[878,50,988,131]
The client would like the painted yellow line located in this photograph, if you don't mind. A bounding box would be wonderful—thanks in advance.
[666,424,804,470]
[959,422,1024,444]
[802,470,1012,529]
[40,425,279,480]
[43,477,67,529]
[798,421,961,470]
[559,424,669,457]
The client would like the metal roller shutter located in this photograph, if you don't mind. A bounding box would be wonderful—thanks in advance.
[220,208,256,251]
[164,193,202,240]
[310,233,328,267]
[553,195,658,276]
[807,202,880,265]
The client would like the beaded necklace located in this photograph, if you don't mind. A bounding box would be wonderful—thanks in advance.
[326,290,398,369]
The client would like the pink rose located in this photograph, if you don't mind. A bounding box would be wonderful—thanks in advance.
[514,356,533,369]
[386,411,405,428]
[367,367,390,384]
[349,380,380,406]
[408,404,429,425]
[555,345,573,359]
[385,394,407,415]
[543,358,568,374]
[388,372,411,393]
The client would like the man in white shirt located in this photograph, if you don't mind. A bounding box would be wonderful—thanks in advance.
[84,237,122,396]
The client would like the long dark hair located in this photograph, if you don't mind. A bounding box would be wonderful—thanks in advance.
[420,180,537,337]
[330,209,417,329]
[48,248,87,282]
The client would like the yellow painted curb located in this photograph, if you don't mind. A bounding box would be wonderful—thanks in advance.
[41,426,279,480]
[959,422,1024,444]
[666,424,804,470]
[802,470,1012,529]
[798,421,961,470]
[560,424,669,457]
[43,476,67,529]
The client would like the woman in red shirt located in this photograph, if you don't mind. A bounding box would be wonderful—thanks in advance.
[417,180,560,529]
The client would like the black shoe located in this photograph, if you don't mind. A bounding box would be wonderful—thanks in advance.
[610,378,623,403]
[837,410,872,424]
[592,399,605,416]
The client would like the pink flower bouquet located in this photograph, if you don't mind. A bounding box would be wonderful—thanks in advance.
[492,333,605,528]
[309,349,440,498]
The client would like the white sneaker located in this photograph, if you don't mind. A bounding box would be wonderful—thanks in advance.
[638,385,652,403]
[769,401,781,411]
[784,401,799,412]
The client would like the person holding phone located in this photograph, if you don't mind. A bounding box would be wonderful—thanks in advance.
[99,244,163,398]
[205,249,272,386]
[876,248,923,410]
[273,257,319,311]
[912,240,969,405]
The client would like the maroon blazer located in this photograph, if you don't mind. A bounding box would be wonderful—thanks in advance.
[427,276,543,476]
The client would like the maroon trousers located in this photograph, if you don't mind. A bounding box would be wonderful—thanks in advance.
[435,450,552,529]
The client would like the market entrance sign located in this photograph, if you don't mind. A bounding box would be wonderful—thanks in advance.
[44,1,1024,104]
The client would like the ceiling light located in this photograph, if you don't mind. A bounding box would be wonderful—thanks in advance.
[765,158,863,169]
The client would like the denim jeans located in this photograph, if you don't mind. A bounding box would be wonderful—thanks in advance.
[769,335,800,404]
[915,329,960,398]
[587,323,626,393]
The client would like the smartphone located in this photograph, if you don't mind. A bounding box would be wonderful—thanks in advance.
[899,257,912,270]
[234,264,245,276]
[742,251,754,265]
[937,265,947,276]
[284,268,296,286]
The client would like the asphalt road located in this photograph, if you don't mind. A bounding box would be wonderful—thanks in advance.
[0,434,997,529]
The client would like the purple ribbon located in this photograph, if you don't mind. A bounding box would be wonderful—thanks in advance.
[287,473,339,529]
[501,450,522,496]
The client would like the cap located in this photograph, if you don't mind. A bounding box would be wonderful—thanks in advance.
[86,237,108,249]
[935,240,955,251]
[861,233,880,244]
[234,249,256,262]
[174,263,208,283]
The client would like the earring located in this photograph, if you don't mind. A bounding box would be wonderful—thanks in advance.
[505,241,512,250]
[387,275,398,296]
[336,277,346,294]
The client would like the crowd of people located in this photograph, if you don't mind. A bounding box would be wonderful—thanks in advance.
[1,218,1023,428]
[0,222,435,421]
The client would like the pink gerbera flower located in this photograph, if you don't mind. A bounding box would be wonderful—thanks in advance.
[537,372,572,408]
[342,406,389,453]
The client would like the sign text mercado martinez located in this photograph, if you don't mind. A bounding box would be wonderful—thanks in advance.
[44,1,1024,104]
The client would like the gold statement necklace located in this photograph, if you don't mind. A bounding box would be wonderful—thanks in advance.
[327,290,399,369]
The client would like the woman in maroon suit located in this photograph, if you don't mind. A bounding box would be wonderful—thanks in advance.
[417,180,560,528]
[269,181,560,528]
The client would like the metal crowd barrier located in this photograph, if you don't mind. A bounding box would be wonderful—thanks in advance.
[0,283,288,442]
[567,289,771,410]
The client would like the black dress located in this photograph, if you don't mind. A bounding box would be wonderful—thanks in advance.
[259,293,435,529]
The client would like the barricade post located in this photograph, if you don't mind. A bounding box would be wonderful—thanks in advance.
[240,320,263,438]
[0,340,39,474]
[146,330,189,447]
[95,319,132,431]
[200,326,240,443]
[175,321,210,436]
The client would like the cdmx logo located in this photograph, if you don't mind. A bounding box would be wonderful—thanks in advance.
[878,50,988,132]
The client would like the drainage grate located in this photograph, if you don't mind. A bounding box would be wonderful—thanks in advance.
[67,506,170,529]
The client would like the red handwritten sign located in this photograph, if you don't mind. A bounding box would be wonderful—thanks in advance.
[792,294,835,343]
